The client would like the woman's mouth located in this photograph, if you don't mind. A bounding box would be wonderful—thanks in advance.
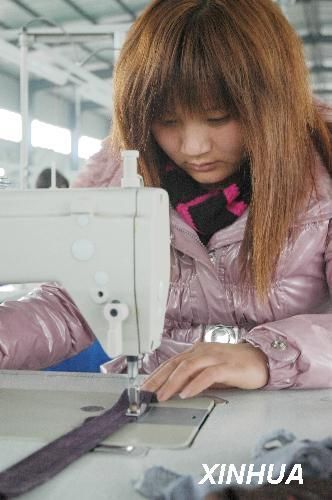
[186,162,218,172]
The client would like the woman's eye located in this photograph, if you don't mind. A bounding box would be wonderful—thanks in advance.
[161,119,177,126]
[208,115,231,124]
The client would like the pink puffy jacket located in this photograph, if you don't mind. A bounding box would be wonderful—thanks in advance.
[1,131,332,389]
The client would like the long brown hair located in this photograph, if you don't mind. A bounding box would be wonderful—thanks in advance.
[111,0,332,300]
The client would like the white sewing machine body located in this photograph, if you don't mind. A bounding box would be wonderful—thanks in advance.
[0,186,170,358]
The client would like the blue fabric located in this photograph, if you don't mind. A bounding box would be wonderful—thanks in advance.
[45,340,111,373]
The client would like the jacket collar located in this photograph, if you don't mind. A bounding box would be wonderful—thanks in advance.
[170,208,212,264]
[170,207,248,264]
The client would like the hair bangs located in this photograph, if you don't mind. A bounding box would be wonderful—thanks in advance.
[151,20,234,120]
[156,74,232,120]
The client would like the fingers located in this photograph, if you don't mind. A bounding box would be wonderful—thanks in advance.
[141,350,192,393]
[155,355,209,401]
[179,364,235,398]
[143,350,222,401]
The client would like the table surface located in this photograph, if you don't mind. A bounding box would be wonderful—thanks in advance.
[0,370,331,500]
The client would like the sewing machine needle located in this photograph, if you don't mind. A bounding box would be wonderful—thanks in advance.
[126,356,141,416]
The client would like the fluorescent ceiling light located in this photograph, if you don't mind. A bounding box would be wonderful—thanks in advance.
[0,109,22,143]
[31,120,71,155]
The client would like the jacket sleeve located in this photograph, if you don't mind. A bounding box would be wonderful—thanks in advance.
[242,219,332,390]
[0,283,95,369]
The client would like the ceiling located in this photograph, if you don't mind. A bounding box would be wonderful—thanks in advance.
[0,0,331,118]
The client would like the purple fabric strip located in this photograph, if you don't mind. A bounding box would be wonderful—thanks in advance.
[0,390,154,499]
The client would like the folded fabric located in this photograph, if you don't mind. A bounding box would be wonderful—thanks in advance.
[133,465,206,500]
[251,428,332,483]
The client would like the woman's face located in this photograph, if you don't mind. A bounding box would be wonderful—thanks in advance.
[152,107,244,186]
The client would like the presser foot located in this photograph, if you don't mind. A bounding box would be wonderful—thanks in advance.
[126,384,146,417]
[126,355,145,417]
[126,402,147,417]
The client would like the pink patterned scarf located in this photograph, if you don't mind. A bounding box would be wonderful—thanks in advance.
[160,159,251,245]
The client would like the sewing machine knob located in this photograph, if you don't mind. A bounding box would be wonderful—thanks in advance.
[103,302,129,321]
[71,239,95,261]
[90,287,109,304]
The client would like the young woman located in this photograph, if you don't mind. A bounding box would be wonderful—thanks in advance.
[75,0,332,399]
[1,0,332,401]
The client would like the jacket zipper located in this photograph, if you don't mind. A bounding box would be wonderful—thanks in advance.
[172,226,220,269]
[208,250,216,265]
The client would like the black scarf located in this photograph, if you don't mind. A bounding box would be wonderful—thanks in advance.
[160,160,251,245]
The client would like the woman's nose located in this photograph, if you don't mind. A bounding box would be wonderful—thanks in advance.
[179,126,211,157]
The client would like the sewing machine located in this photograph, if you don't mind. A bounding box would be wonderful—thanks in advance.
[0,151,170,415]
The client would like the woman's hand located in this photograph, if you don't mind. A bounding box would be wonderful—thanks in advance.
[141,342,269,401]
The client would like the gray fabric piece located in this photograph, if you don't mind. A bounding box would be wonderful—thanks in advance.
[251,428,332,484]
[133,466,205,500]
[0,390,154,499]
[134,430,332,499]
